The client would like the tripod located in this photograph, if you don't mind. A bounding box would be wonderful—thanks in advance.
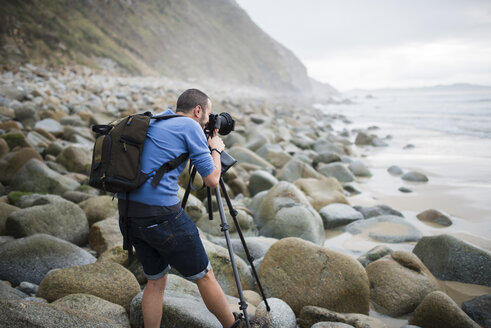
[182,160,270,328]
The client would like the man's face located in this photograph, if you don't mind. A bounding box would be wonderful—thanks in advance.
[199,99,212,128]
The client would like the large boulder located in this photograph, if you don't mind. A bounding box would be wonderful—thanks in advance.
[294,178,348,211]
[196,209,257,239]
[254,181,325,244]
[412,234,491,287]
[408,291,480,328]
[366,251,441,316]
[318,203,363,229]
[177,187,206,222]
[276,159,324,182]
[89,217,122,255]
[11,159,80,195]
[38,261,140,312]
[248,170,278,196]
[53,293,130,327]
[209,236,277,264]
[78,195,118,226]
[346,215,422,243]
[298,306,387,328]
[227,146,275,170]
[0,299,123,328]
[258,238,370,315]
[55,145,92,174]
[0,234,96,285]
[5,197,89,245]
[202,239,254,297]
[317,162,355,183]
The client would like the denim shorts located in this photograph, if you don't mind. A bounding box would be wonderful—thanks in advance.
[120,207,210,281]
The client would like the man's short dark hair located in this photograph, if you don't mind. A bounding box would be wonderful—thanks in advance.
[176,89,209,113]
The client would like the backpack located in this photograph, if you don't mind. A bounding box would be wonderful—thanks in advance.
[89,112,189,193]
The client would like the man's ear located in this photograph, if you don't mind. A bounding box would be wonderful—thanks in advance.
[192,105,201,118]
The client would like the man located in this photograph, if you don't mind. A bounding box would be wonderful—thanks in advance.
[118,89,249,328]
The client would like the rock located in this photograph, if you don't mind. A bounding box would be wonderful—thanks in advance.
[416,209,452,227]
[402,171,429,182]
[62,190,95,203]
[38,261,140,312]
[461,294,491,328]
[348,161,372,177]
[317,162,355,183]
[346,215,422,243]
[15,193,68,208]
[398,186,412,193]
[98,245,146,284]
[0,131,30,150]
[314,140,345,155]
[78,195,118,226]
[312,152,341,168]
[227,146,274,170]
[0,236,14,246]
[62,126,95,143]
[209,236,277,264]
[202,239,254,297]
[366,251,441,316]
[256,144,292,169]
[248,170,278,196]
[357,245,393,267]
[177,187,206,222]
[255,183,325,244]
[130,290,221,328]
[56,145,92,174]
[0,280,28,300]
[14,101,40,128]
[412,234,491,287]
[258,238,370,315]
[298,305,387,328]
[244,290,262,307]
[0,137,9,157]
[5,197,89,245]
[408,291,480,328]
[53,293,130,327]
[371,137,388,147]
[89,217,122,255]
[26,130,51,147]
[11,159,80,195]
[355,132,374,146]
[0,299,123,328]
[276,158,324,182]
[387,165,404,176]
[0,234,96,285]
[245,134,269,152]
[196,209,257,238]
[255,297,296,328]
[0,84,26,101]
[18,281,39,295]
[228,177,250,197]
[0,147,42,184]
[319,203,364,229]
[354,204,403,219]
[34,118,63,135]
[0,202,19,235]
[403,144,415,150]
[294,177,348,211]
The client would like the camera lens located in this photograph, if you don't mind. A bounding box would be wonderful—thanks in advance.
[216,112,235,135]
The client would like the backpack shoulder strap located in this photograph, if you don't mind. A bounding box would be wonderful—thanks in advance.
[151,114,181,121]
[150,152,189,188]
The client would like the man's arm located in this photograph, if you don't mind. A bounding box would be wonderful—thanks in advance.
[202,134,224,188]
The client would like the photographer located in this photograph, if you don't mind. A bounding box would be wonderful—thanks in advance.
[118,89,241,328]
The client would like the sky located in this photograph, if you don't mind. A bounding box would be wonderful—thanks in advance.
[235,0,491,91]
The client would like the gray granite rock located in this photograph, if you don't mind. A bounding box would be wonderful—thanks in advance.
[461,294,491,328]
[402,171,429,182]
[319,203,364,229]
[416,209,452,227]
[34,118,63,135]
[248,170,279,196]
[387,165,404,176]
[0,281,28,300]
[346,215,422,243]
[0,234,96,285]
[317,162,355,183]
[357,245,393,267]
[354,204,403,219]
[348,161,372,177]
[413,234,491,287]
[255,297,296,328]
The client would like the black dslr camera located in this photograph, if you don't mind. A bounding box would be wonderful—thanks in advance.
[204,112,236,173]
[204,112,235,137]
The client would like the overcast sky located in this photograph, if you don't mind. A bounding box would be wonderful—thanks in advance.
[235,0,491,91]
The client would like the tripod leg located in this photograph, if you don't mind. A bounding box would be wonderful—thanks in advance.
[181,166,197,209]
[219,178,271,312]
[214,186,251,328]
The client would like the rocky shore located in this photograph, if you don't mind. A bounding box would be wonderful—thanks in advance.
[0,64,490,328]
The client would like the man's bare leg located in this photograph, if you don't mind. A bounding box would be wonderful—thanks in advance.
[196,268,235,328]
[142,274,168,328]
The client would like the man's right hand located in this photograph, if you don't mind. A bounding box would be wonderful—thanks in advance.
[208,134,225,153]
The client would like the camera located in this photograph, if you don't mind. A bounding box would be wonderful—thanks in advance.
[204,112,235,137]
